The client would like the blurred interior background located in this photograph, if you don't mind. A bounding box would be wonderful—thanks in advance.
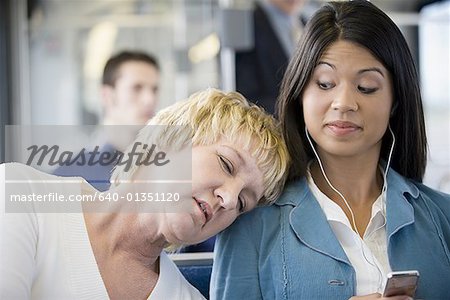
[0,0,449,192]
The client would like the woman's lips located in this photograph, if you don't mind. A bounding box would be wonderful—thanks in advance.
[326,120,361,136]
[193,198,213,225]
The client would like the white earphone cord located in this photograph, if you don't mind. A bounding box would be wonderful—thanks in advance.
[305,127,358,234]
[305,125,395,234]
[305,125,396,290]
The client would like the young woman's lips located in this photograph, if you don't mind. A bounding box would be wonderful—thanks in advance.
[326,121,361,136]
[193,198,213,225]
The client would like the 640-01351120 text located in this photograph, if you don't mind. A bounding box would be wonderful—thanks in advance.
[107,192,180,202]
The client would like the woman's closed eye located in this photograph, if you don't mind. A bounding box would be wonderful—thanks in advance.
[238,196,246,213]
[358,85,378,94]
[317,81,335,90]
[218,154,234,175]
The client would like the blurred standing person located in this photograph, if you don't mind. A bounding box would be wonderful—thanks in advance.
[54,51,160,191]
[101,51,160,127]
[235,0,309,115]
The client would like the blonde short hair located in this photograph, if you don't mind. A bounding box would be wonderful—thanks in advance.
[111,88,289,205]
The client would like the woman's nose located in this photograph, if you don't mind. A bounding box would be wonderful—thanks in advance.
[330,85,358,112]
[215,181,242,211]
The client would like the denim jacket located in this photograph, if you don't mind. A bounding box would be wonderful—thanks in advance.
[211,169,450,300]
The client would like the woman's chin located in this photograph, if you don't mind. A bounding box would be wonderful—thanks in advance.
[166,228,202,245]
[164,213,210,244]
[177,231,212,246]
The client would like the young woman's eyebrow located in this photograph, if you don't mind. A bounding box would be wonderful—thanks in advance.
[317,61,335,70]
[358,67,385,78]
[316,61,385,79]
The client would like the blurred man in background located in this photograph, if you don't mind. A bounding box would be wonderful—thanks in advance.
[235,0,310,115]
[101,51,160,126]
[54,51,160,191]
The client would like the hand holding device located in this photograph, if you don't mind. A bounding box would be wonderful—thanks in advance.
[383,270,419,298]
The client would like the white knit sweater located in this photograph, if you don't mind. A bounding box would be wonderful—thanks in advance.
[0,163,204,300]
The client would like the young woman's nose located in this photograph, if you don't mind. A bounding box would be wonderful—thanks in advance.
[330,85,358,112]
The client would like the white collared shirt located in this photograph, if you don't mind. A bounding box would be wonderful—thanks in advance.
[149,251,205,300]
[307,169,391,295]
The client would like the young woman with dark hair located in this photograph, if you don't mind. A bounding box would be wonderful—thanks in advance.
[212,2,450,299]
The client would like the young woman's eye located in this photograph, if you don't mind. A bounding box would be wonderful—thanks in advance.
[218,155,233,175]
[358,86,378,94]
[317,81,334,90]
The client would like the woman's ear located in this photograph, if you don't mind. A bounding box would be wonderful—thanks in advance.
[390,102,398,117]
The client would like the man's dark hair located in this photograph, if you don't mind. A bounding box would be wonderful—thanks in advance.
[102,51,160,87]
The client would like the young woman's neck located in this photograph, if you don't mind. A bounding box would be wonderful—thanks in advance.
[310,152,383,208]
[310,151,385,236]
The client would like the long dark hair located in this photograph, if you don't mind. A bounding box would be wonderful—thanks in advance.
[277,0,427,182]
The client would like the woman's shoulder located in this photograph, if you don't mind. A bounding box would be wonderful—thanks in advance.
[274,177,310,206]
[1,162,84,213]
[149,251,205,300]
[1,163,49,205]
[414,181,450,211]
[416,181,450,199]
[2,162,56,180]
[396,173,450,218]
[389,168,450,203]
[232,178,310,227]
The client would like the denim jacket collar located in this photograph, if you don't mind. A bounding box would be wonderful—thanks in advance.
[276,178,352,265]
[384,168,419,240]
[275,168,419,264]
